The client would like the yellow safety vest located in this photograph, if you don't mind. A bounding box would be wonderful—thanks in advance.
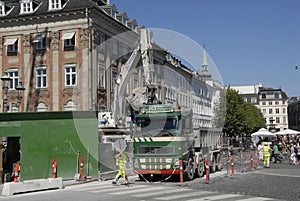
[263,145,271,156]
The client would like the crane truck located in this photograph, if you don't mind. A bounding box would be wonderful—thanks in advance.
[98,28,223,181]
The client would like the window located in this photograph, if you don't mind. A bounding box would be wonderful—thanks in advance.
[262,101,266,105]
[65,64,77,86]
[276,117,280,124]
[283,117,286,123]
[275,108,279,114]
[111,8,116,18]
[4,37,18,56]
[62,32,75,51]
[269,109,273,114]
[262,109,266,115]
[251,97,257,103]
[64,100,77,111]
[112,41,118,55]
[275,101,279,105]
[274,93,279,99]
[36,68,47,88]
[49,0,67,10]
[49,0,61,10]
[20,0,33,14]
[261,93,266,99]
[98,66,105,88]
[269,101,272,105]
[99,33,105,49]
[0,2,5,16]
[33,33,47,51]
[7,70,19,89]
[283,108,286,114]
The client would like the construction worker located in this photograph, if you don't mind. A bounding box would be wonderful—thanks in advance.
[263,142,272,168]
[112,151,129,185]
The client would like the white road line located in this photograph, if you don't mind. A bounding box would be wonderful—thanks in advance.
[154,191,215,200]
[234,197,275,201]
[133,188,191,198]
[89,184,147,193]
[109,186,171,195]
[187,193,242,201]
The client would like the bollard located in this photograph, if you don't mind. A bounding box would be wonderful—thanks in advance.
[250,154,254,170]
[79,157,84,180]
[205,158,209,184]
[256,152,260,168]
[179,160,183,183]
[231,157,234,177]
[52,158,58,178]
[14,163,20,183]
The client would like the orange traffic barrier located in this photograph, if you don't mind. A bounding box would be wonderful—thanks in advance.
[250,154,254,170]
[14,163,20,183]
[231,157,234,177]
[52,158,58,178]
[79,157,84,180]
[205,159,209,184]
[179,160,183,183]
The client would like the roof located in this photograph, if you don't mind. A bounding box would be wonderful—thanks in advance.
[0,0,105,19]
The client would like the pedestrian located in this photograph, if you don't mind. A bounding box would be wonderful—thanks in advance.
[290,142,299,165]
[263,142,272,168]
[272,142,280,163]
[257,141,264,162]
[112,151,129,185]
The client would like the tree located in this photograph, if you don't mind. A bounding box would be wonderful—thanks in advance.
[213,87,265,138]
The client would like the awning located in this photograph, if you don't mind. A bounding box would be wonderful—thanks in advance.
[4,37,18,45]
[61,32,75,40]
[32,33,46,43]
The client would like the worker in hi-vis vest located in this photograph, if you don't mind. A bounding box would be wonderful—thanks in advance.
[263,143,272,168]
[112,151,129,185]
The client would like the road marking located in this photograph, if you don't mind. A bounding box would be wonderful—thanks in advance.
[187,193,242,201]
[109,186,170,195]
[234,197,275,201]
[252,171,300,178]
[154,191,215,200]
[133,188,191,197]
[89,184,146,193]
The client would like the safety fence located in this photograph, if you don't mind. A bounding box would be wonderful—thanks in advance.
[130,148,266,184]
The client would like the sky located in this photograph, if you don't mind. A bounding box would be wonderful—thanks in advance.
[111,0,300,97]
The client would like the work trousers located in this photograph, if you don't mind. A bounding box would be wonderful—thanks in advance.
[264,155,270,167]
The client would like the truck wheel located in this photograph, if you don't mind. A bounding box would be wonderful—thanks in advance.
[210,158,216,173]
[196,158,204,178]
[184,157,195,181]
[216,154,222,171]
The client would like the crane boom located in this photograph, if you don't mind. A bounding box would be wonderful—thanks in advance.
[112,28,155,127]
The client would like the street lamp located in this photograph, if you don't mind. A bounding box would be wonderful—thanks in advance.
[1,72,11,113]
[15,79,25,110]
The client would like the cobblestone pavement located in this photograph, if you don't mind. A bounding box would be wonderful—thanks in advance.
[183,163,300,201]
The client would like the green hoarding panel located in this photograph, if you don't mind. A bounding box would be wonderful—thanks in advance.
[0,111,98,181]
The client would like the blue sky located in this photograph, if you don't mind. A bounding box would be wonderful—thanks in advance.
[111,0,300,97]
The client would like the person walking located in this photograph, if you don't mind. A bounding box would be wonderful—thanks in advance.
[263,142,272,168]
[112,151,129,186]
[273,142,280,163]
[257,141,264,166]
[290,142,299,165]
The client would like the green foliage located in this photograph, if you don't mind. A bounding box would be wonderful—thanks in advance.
[213,87,266,138]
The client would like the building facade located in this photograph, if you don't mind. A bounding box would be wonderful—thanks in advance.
[231,84,289,132]
[287,97,300,131]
